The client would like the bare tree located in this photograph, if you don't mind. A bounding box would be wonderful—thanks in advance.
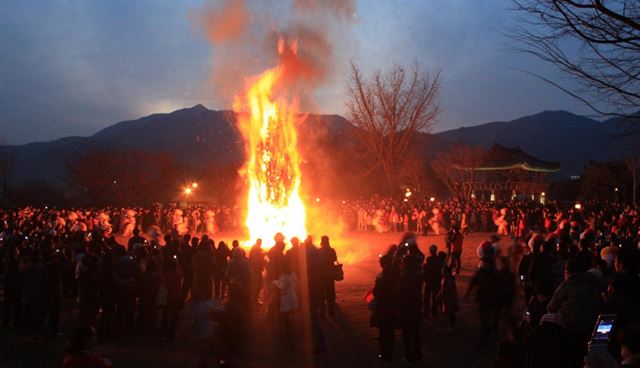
[346,62,440,193]
[431,144,484,200]
[0,138,14,200]
[580,160,630,201]
[399,153,428,193]
[511,0,640,129]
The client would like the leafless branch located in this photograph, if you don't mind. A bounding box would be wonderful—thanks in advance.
[346,62,440,193]
[509,0,640,123]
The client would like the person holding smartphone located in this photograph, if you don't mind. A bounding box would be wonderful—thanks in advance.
[584,324,640,368]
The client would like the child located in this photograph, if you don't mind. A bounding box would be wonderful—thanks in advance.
[272,260,298,337]
[438,265,459,329]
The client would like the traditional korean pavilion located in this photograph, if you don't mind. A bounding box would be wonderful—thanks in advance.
[458,143,560,201]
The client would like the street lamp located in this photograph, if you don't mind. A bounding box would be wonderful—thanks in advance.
[192,182,198,188]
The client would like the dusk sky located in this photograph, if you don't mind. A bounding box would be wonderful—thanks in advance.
[0,0,590,145]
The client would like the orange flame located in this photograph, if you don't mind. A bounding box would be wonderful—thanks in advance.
[234,39,307,245]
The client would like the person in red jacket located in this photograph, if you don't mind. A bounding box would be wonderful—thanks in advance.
[61,325,111,368]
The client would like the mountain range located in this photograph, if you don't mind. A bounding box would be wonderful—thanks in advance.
[6,105,632,187]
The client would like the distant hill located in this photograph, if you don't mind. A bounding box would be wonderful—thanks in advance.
[434,110,632,178]
[7,106,631,187]
[7,105,358,187]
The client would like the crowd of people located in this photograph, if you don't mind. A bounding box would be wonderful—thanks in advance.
[1,205,242,240]
[366,199,640,367]
[0,206,342,366]
[341,197,549,236]
[1,199,640,367]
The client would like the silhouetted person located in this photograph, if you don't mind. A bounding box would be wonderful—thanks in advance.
[373,254,399,362]
[249,238,265,304]
[546,258,601,368]
[304,236,326,354]
[127,228,145,253]
[447,223,464,274]
[285,236,303,277]
[22,252,45,336]
[317,235,338,317]
[422,244,443,318]
[214,241,230,299]
[78,253,100,328]
[218,249,252,366]
[192,242,215,301]
[160,257,182,339]
[438,264,459,328]
[466,241,500,345]
[227,247,252,311]
[395,255,423,364]
[179,236,196,303]
[267,233,286,318]
[112,245,138,336]
[136,257,159,334]
[42,246,62,337]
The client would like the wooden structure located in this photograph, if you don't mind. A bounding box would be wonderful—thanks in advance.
[457,143,560,201]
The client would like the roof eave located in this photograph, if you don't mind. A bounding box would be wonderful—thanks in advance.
[455,163,560,173]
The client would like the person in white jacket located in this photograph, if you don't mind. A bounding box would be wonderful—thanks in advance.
[272,260,298,337]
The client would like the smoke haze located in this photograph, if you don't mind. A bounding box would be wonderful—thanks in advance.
[192,0,355,111]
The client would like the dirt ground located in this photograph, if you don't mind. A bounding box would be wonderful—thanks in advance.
[0,232,524,368]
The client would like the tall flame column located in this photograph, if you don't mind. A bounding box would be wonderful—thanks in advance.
[234,63,307,245]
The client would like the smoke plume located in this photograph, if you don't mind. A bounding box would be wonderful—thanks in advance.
[192,0,355,111]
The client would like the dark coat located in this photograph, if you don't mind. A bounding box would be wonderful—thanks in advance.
[547,271,601,333]
[439,275,459,313]
[423,255,443,288]
[394,269,423,320]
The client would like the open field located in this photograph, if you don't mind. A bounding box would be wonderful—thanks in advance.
[0,232,524,368]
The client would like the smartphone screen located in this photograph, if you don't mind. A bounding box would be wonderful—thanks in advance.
[591,315,616,343]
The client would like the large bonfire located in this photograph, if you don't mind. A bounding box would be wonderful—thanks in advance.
[233,38,308,245]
